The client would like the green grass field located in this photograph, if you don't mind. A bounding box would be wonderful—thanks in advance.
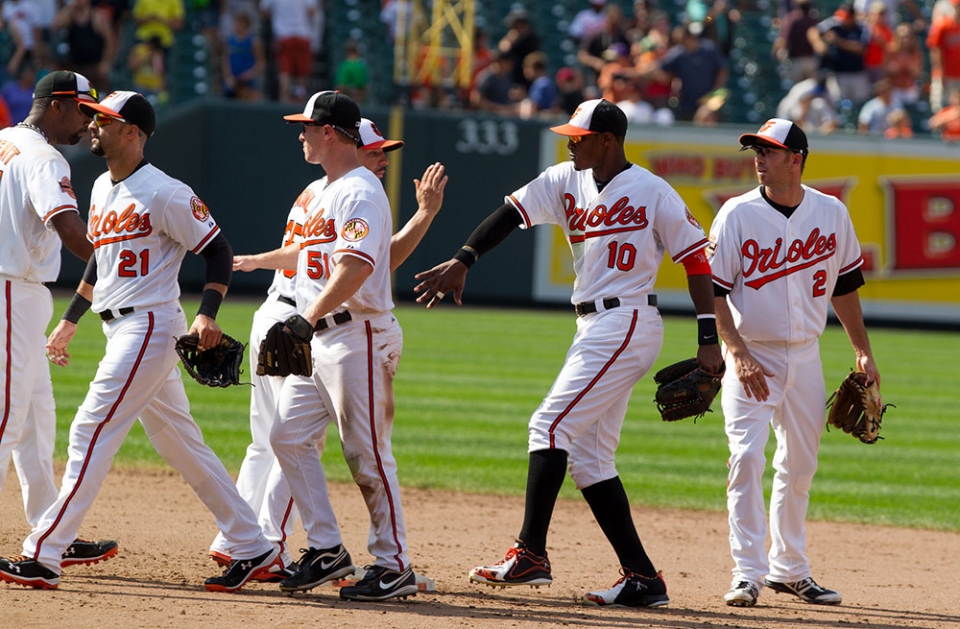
[47,298,960,532]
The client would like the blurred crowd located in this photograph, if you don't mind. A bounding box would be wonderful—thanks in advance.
[2,0,960,141]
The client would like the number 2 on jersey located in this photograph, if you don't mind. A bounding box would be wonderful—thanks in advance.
[606,241,637,272]
[118,249,149,277]
[812,269,827,297]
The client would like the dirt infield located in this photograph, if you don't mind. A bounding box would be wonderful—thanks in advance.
[1,466,958,629]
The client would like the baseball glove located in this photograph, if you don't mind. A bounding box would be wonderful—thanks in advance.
[654,358,725,422]
[175,333,246,388]
[826,371,891,444]
[256,315,313,377]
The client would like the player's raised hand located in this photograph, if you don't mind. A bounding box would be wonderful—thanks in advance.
[46,321,78,367]
[414,162,448,218]
[189,315,223,352]
[414,259,468,308]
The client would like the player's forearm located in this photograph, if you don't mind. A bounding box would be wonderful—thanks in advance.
[390,210,434,272]
[831,291,874,361]
[241,243,300,270]
[302,256,372,325]
[51,211,94,262]
[714,295,748,355]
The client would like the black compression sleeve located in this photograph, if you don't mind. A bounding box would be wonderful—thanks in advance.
[453,203,522,268]
[199,231,233,286]
[832,267,865,296]
[82,253,98,286]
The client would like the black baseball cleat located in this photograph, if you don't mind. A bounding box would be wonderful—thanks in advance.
[203,547,280,592]
[765,577,842,605]
[583,569,670,608]
[279,545,354,593]
[468,541,552,587]
[0,555,61,589]
[339,564,418,601]
[61,538,119,568]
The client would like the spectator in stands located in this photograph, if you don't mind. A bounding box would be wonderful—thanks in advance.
[456,27,493,108]
[597,42,634,103]
[645,21,729,122]
[3,0,41,77]
[853,0,924,29]
[0,59,37,124]
[94,0,132,55]
[498,9,541,90]
[774,0,820,83]
[380,0,416,44]
[0,93,10,129]
[222,10,264,101]
[884,107,913,137]
[128,34,167,104]
[858,78,904,133]
[633,10,673,111]
[927,0,960,113]
[132,0,183,63]
[809,3,871,105]
[886,22,922,104]
[555,66,586,115]
[685,0,740,56]
[569,0,609,43]
[52,0,115,94]
[929,86,960,140]
[335,39,369,105]
[776,75,841,134]
[578,4,630,79]
[471,50,519,114]
[519,51,556,116]
[261,0,318,103]
[862,1,893,83]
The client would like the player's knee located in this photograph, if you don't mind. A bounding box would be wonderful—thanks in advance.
[568,459,616,489]
[728,448,766,479]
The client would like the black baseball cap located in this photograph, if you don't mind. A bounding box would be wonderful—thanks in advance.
[33,70,99,103]
[550,98,628,138]
[283,90,361,142]
[739,118,808,154]
[79,91,157,137]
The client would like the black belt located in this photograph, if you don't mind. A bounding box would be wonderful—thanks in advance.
[574,295,657,317]
[315,311,352,332]
[100,307,135,322]
[277,295,296,307]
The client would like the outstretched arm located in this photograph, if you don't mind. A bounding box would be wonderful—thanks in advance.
[390,162,448,272]
[234,242,300,272]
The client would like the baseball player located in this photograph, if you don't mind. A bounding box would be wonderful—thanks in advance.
[709,119,879,607]
[0,70,119,569]
[0,92,278,592]
[207,117,446,584]
[220,92,422,602]
[414,99,723,607]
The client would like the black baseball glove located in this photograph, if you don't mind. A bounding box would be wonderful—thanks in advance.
[653,358,725,422]
[175,333,246,388]
[256,315,313,377]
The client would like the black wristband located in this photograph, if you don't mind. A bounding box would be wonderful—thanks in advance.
[697,316,719,345]
[62,293,92,324]
[197,289,223,319]
[453,246,478,269]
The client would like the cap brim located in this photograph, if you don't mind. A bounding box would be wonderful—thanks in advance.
[738,133,789,150]
[79,101,124,120]
[283,113,314,122]
[549,123,598,136]
[361,139,404,151]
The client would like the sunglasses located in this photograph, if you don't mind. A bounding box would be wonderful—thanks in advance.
[569,134,587,144]
[93,113,122,127]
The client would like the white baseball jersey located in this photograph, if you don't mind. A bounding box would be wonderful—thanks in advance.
[709,184,863,342]
[87,164,219,312]
[295,166,394,315]
[509,161,709,304]
[265,200,308,301]
[0,126,81,283]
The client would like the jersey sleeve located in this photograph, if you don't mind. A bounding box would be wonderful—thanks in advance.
[330,196,388,268]
[836,203,864,275]
[506,164,568,229]
[28,156,80,225]
[707,204,739,292]
[652,185,709,263]
[161,184,220,253]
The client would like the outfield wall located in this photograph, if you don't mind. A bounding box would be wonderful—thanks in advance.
[57,100,960,326]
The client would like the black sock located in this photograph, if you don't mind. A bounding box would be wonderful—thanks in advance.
[517,449,567,557]
[581,476,656,578]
